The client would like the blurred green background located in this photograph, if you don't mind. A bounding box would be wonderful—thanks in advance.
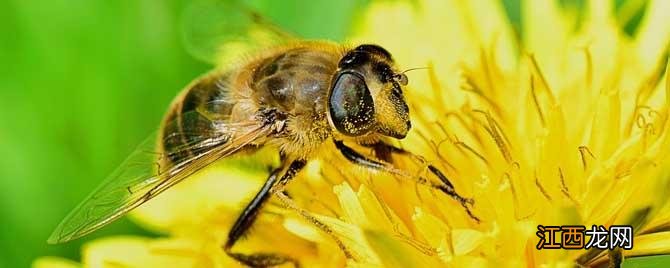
[0,0,654,267]
[0,1,365,266]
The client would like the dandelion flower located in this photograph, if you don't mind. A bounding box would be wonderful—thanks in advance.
[37,0,670,267]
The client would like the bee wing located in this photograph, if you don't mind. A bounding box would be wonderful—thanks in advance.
[48,111,273,243]
[181,0,298,65]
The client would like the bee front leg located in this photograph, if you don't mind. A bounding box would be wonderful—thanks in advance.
[334,140,479,223]
[224,160,306,268]
[366,142,475,206]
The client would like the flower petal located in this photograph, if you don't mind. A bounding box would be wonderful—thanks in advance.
[82,236,204,268]
[628,231,670,257]
[364,230,444,268]
[130,157,274,233]
[32,257,80,268]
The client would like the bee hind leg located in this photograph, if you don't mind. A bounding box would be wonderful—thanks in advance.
[223,160,306,268]
[272,190,356,261]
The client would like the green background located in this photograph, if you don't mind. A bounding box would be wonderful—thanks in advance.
[0,1,366,267]
[0,0,659,267]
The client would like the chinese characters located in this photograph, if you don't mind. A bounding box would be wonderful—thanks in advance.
[536,225,633,250]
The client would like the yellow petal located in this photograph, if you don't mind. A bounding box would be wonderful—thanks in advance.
[356,184,396,233]
[334,182,370,227]
[412,207,449,250]
[364,230,444,268]
[451,229,484,255]
[635,0,670,72]
[283,218,323,242]
[313,215,381,265]
[130,157,272,233]
[628,231,670,257]
[32,257,80,268]
[82,236,204,268]
[522,0,570,84]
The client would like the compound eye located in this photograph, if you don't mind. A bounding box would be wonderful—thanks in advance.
[328,72,375,136]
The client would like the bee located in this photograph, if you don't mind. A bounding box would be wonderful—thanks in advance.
[48,2,477,267]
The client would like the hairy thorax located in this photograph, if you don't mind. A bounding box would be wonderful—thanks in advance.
[236,45,342,159]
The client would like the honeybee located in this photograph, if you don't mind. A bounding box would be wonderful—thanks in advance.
[49,2,477,267]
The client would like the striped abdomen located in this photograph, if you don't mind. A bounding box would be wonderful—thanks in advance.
[159,72,236,166]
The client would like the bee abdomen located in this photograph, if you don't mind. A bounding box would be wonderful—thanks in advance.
[160,72,235,166]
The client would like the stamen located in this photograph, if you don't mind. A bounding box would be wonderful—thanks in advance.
[534,174,553,201]
[636,112,647,128]
[527,54,558,128]
[473,110,513,164]
[479,47,496,94]
[527,54,557,104]
[578,146,596,171]
[393,233,438,256]
[444,112,484,146]
[430,141,459,174]
[415,128,458,174]
[414,182,425,204]
[624,55,668,134]
[460,74,503,115]
[530,76,546,127]
[558,168,579,206]
[452,137,490,167]
[503,170,533,221]
[489,112,514,151]
[642,123,656,150]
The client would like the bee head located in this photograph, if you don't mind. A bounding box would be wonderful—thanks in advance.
[327,44,411,139]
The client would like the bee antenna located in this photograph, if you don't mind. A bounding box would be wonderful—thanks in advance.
[392,67,429,86]
[401,66,430,74]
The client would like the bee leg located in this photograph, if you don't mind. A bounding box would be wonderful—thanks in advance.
[366,142,474,206]
[334,140,479,222]
[272,189,357,261]
[224,160,306,268]
[608,248,623,268]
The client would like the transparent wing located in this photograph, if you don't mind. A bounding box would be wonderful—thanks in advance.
[181,0,298,65]
[48,111,272,243]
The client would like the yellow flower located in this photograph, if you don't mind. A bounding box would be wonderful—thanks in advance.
[37,0,670,267]
[345,0,670,266]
